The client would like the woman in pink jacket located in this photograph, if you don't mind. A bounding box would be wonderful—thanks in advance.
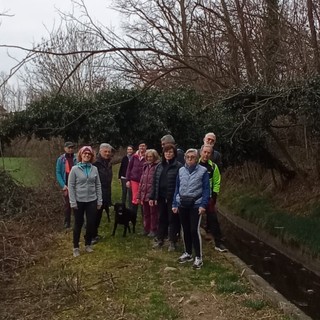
[126,142,147,215]
[137,149,160,237]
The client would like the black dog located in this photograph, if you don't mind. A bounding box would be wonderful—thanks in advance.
[112,203,137,237]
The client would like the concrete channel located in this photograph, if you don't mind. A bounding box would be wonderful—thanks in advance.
[218,207,319,320]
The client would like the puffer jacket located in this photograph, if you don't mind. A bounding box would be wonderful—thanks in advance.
[172,164,210,209]
[137,161,159,202]
[150,158,182,201]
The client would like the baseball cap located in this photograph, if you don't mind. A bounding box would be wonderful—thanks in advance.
[64,141,75,148]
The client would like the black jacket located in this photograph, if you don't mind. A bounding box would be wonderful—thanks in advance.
[118,155,130,179]
[94,155,112,204]
[150,158,182,201]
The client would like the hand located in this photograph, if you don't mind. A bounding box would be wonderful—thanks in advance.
[198,207,206,215]
[63,185,68,191]
[149,200,154,206]
[71,206,78,210]
[172,207,178,214]
[126,181,131,188]
[97,205,102,210]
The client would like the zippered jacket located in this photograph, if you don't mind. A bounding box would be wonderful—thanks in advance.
[56,153,77,188]
[199,159,221,195]
[138,161,159,202]
[68,163,102,208]
[150,158,182,201]
[126,152,146,183]
[94,155,112,204]
[172,164,210,208]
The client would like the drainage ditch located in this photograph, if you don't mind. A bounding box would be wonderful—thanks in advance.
[218,211,320,320]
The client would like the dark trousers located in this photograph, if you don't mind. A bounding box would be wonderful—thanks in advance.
[179,207,202,258]
[63,192,71,227]
[73,200,97,248]
[157,198,180,244]
[206,199,223,245]
[93,203,110,238]
[121,178,132,209]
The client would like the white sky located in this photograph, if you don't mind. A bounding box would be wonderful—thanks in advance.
[0,0,121,74]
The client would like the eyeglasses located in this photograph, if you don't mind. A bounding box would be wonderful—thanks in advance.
[186,156,196,160]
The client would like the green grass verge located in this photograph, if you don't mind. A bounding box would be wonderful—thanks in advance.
[220,189,320,256]
[1,157,42,186]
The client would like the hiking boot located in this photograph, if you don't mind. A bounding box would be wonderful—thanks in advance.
[177,252,193,263]
[168,242,176,252]
[193,257,203,269]
[85,245,94,253]
[73,248,80,257]
[215,243,228,253]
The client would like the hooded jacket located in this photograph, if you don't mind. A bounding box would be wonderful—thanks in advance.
[68,163,102,208]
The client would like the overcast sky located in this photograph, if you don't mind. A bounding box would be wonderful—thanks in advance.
[0,0,121,74]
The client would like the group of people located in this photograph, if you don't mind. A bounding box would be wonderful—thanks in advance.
[56,132,227,268]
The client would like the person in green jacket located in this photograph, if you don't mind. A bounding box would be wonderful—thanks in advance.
[199,144,227,252]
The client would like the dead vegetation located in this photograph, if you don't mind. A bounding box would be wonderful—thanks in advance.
[0,169,62,284]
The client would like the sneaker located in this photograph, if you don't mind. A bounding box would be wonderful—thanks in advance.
[215,243,228,252]
[148,231,156,238]
[91,235,101,245]
[85,245,94,253]
[152,241,163,249]
[177,252,193,263]
[73,248,80,257]
[193,257,203,269]
[168,242,176,252]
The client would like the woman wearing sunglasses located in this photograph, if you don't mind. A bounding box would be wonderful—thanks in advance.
[68,146,102,257]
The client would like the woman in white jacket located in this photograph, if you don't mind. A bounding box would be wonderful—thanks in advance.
[68,146,102,257]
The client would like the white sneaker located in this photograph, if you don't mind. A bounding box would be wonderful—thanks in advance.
[177,252,193,263]
[193,257,203,269]
[85,245,94,253]
[73,248,80,257]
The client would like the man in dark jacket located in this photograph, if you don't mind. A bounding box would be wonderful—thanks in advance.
[56,141,77,228]
[92,143,113,242]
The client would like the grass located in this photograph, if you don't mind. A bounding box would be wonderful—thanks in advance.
[1,157,42,186]
[220,188,320,256]
[0,163,289,320]
[243,299,268,311]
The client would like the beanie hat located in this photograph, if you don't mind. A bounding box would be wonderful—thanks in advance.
[79,146,93,155]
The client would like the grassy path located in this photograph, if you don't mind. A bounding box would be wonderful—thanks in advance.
[0,163,290,319]
[1,215,290,320]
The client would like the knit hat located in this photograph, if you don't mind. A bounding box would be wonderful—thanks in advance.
[79,146,94,155]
